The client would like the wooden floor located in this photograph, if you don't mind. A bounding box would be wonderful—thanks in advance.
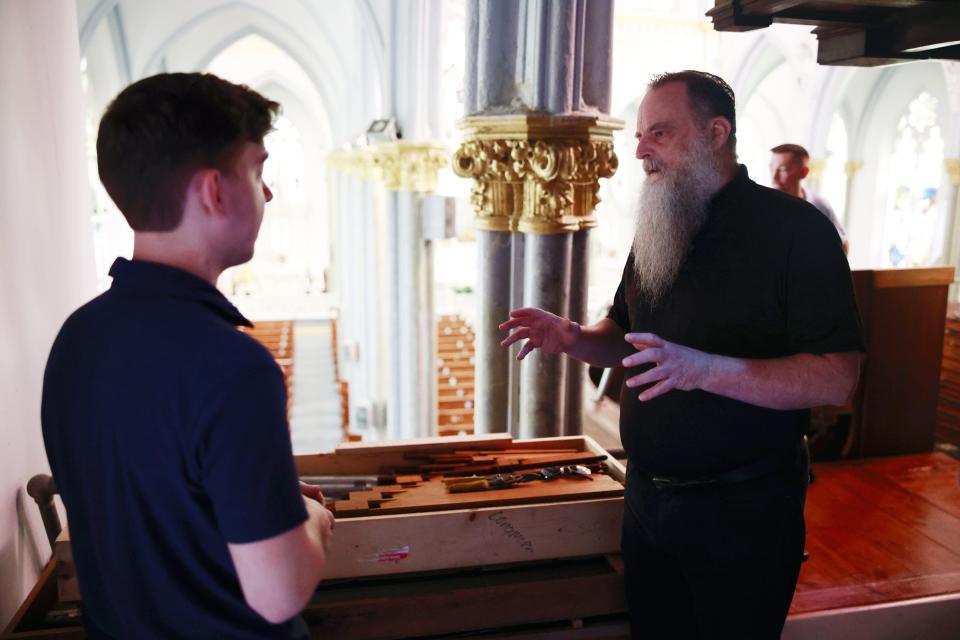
[791,452,960,619]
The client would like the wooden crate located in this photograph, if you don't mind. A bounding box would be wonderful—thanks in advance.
[51,435,624,600]
[295,433,625,581]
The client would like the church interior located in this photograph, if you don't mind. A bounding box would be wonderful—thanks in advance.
[2,0,960,637]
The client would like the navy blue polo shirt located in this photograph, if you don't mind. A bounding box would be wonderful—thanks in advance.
[42,258,309,639]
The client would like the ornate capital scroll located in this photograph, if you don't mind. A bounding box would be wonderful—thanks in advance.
[453,114,623,234]
[946,158,960,188]
[370,142,449,193]
[326,143,448,193]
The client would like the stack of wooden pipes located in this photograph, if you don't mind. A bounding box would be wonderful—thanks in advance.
[317,445,624,518]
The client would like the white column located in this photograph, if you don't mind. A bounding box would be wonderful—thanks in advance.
[0,1,96,628]
[384,0,444,439]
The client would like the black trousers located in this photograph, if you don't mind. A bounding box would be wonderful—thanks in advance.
[622,469,806,640]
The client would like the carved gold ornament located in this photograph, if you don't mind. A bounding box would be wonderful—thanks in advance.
[372,143,448,193]
[807,158,826,181]
[326,143,448,193]
[453,115,623,234]
[946,158,960,188]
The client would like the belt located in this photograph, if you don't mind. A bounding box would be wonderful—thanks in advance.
[639,456,793,490]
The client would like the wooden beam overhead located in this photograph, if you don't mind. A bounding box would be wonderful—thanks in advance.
[707,0,960,67]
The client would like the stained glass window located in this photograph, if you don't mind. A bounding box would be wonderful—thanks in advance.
[883,92,944,268]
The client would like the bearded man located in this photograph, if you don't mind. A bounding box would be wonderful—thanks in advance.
[500,71,864,639]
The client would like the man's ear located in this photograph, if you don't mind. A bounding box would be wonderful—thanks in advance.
[800,165,810,180]
[709,117,732,150]
[194,169,225,217]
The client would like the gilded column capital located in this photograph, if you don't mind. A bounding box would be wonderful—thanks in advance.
[325,148,379,181]
[370,142,449,193]
[453,114,623,234]
[946,158,960,187]
[844,160,864,179]
[807,158,826,181]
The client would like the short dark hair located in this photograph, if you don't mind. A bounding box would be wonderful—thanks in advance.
[770,143,810,163]
[97,73,280,232]
[648,70,737,152]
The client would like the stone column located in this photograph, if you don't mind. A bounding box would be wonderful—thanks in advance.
[371,0,446,440]
[327,143,446,440]
[564,228,589,435]
[372,143,448,439]
[325,149,384,438]
[456,0,621,438]
[843,161,864,223]
[455,116,621,437]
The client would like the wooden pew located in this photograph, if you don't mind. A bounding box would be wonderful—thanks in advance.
[330,318,358,443]
[436,315,476,436]
[239,320,295,421]
[936,307,960,451]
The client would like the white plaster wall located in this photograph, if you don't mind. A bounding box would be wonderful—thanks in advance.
[0,1,97,629]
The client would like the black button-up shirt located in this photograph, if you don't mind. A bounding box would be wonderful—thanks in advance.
[609,166,864,477]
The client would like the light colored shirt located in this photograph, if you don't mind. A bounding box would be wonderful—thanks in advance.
[803,189,848,251]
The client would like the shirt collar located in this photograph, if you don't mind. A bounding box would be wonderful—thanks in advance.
[707,164,753,211]
[108,257,253,328]
[708,164,752,212]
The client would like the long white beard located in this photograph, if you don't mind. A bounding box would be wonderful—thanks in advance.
[631,135,726,304]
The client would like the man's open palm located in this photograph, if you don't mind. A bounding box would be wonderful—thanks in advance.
[499,307,580,360]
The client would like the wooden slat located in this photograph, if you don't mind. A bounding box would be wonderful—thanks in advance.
[333,474,624,518]
[303,556,627,639]
[334,433,512,455]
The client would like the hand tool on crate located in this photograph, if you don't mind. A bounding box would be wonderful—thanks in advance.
[444,464,598,493]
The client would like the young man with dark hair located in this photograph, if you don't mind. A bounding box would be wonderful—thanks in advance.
[42,73,333,638]
[770,142,849,253]
[501,70,863,638]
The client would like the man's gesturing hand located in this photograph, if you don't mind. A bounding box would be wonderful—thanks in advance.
[623,333,712,401]
[499,307,581,360]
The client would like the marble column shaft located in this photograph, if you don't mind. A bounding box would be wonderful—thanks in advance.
[460,0,618,438]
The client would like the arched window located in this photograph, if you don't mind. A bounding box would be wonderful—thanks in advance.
[883,92,944,268]
[208,35,329,315]
[83,57,134,293]
[81,14,135,292]
[821,113,849,222]
[218,113,317,302]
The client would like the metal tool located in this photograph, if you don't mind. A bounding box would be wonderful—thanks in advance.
[444,464,596,493]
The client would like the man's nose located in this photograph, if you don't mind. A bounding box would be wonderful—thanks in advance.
[635,138,652,160]
[263,183,273,202]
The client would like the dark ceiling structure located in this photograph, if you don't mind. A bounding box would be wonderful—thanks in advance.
[707,1,960,66]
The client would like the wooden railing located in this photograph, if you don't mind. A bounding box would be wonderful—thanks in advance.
[937,311,960,451]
